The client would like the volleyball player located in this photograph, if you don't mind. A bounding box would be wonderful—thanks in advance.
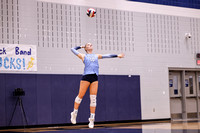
[70,43,124,128]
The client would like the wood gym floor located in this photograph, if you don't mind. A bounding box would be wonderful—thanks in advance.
[0,120,200,133]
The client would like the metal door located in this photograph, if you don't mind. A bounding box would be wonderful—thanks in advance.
[169,71,182,119]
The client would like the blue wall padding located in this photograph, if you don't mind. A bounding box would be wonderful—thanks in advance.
[95,76,106,122]
[127,0,200,9]
[36,75,52,124]
[21,74,37,125]
[0,74,6,126]
[0,74,141,127]
[5,74,23,126]
[104,76,119,121]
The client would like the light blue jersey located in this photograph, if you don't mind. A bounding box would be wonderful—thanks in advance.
[83,54,99,75]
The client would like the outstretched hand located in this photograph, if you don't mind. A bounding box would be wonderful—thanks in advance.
[81,45,85,48]
[118,53,125,58]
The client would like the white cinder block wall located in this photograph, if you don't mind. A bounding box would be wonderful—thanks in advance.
[1,0,200,120]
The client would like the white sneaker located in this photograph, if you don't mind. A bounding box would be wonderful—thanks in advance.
[70,112,77,124]
[88,118,94,128]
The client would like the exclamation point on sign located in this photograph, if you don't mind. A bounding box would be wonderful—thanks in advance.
[23,58,25,70]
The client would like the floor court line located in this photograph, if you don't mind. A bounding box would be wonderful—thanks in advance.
[0,120,200,133]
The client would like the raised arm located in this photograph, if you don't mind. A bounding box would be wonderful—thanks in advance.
[97,53,125,59]
[71,46,85,61]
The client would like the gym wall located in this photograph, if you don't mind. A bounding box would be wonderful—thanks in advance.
[0,0,200,126]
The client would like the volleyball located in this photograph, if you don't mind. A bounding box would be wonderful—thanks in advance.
[86,8,96,18]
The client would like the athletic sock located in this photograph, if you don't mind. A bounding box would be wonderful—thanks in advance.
[90,113,95,119]
[73,109,78,114]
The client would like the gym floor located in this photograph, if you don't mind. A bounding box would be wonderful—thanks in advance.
[0,120,200,133]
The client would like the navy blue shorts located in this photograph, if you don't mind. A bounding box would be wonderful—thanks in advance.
[81,74,98,83]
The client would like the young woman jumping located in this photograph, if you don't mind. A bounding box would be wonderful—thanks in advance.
[70,43,124,128]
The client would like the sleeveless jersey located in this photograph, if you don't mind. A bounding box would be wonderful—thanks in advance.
[83,54,99,75]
